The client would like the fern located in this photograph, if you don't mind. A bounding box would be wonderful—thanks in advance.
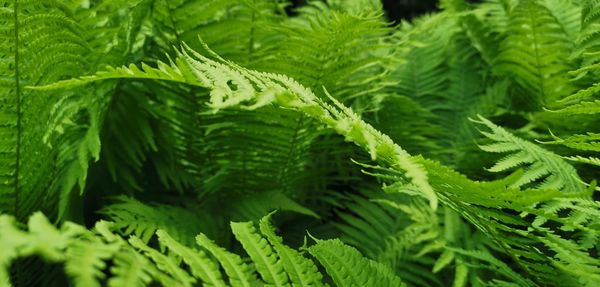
[495,0,575,108]
[3,1,600,286]
[473,115,585,192]
[0,212,405,287]
[41,42,438,209]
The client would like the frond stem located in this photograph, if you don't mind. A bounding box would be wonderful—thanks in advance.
[13,0,21,219]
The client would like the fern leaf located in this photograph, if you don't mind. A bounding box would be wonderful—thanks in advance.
[100,196,207,246]
[39,42,437,209]
[128,236,195,286]
[422,158,600,286]
[307,238,406,287]
[473,115,584,192]
[63,225,120,287]
[259,213,325,287]
[196,234,258,287]
[156,230,227,287]
[231,221,290,287]
[544,132,600,152]
[449,248,535,286]
[552,100,600,115]
[495,0,574,108]
[0,0,154,223]
[573,0,600,78]
[32,59,201,91]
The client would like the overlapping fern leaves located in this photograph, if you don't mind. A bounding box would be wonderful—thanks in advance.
[0,212,405,287]
[1,0,600,286]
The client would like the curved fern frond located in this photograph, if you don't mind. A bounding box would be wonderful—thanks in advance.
[39,42,437,209]
[473,115,585,192]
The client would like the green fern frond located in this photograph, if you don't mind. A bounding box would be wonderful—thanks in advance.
[196,233,259,287]
[1,211,409,287]
[541,0,581,41]
[422,158,600,286]
[573,0,600,78]
[473,115,585,192]
[495,0,575,108]
[100,196,210,246]
[544,132,600,152]
[552,99,600,114]
[392,14,455,101]
[0,0,155,223]
[231,221,291,286]
[156,230,227,287]
[259,213,325,287]
[39,42,437,209]
[307,238,406,287]
[149,0,283,63]
[449,248,535,286]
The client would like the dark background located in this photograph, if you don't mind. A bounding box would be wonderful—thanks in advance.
[381,0,440,21]
[290,0,482,22]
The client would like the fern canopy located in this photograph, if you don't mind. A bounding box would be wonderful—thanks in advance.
[1,0,600,286]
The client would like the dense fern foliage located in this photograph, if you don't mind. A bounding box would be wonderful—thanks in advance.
[1,0,600,286]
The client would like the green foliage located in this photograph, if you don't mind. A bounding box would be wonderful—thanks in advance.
[0,212,403,287]
[1,0,600,286]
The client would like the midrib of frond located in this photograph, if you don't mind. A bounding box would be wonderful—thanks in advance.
[526,4,547,106]
[275,114,306,194]
[12,0,21,218]
[445,67,473,165]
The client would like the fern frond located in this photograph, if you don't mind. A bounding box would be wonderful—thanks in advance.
[196,234,259,287]
[33,59,201,91]
[573,0,600,78]
[63,225,120,287]
[100,196,209,246]
[392,14,455,101]
[449,248,535,286]
[552,99,600,115]
[156,230,227,287]
[0,0,154,222]
[40,42,437,209]
[231,221,290,286]
[473,115,585,192]
[307,238,406,287]
[0,0,93,220]
[422,158,600,286]
[259,213,325,287]
[541,0,581,41]
[149,0,282,64]
[495,0,575,108]
[128,236,195,286]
